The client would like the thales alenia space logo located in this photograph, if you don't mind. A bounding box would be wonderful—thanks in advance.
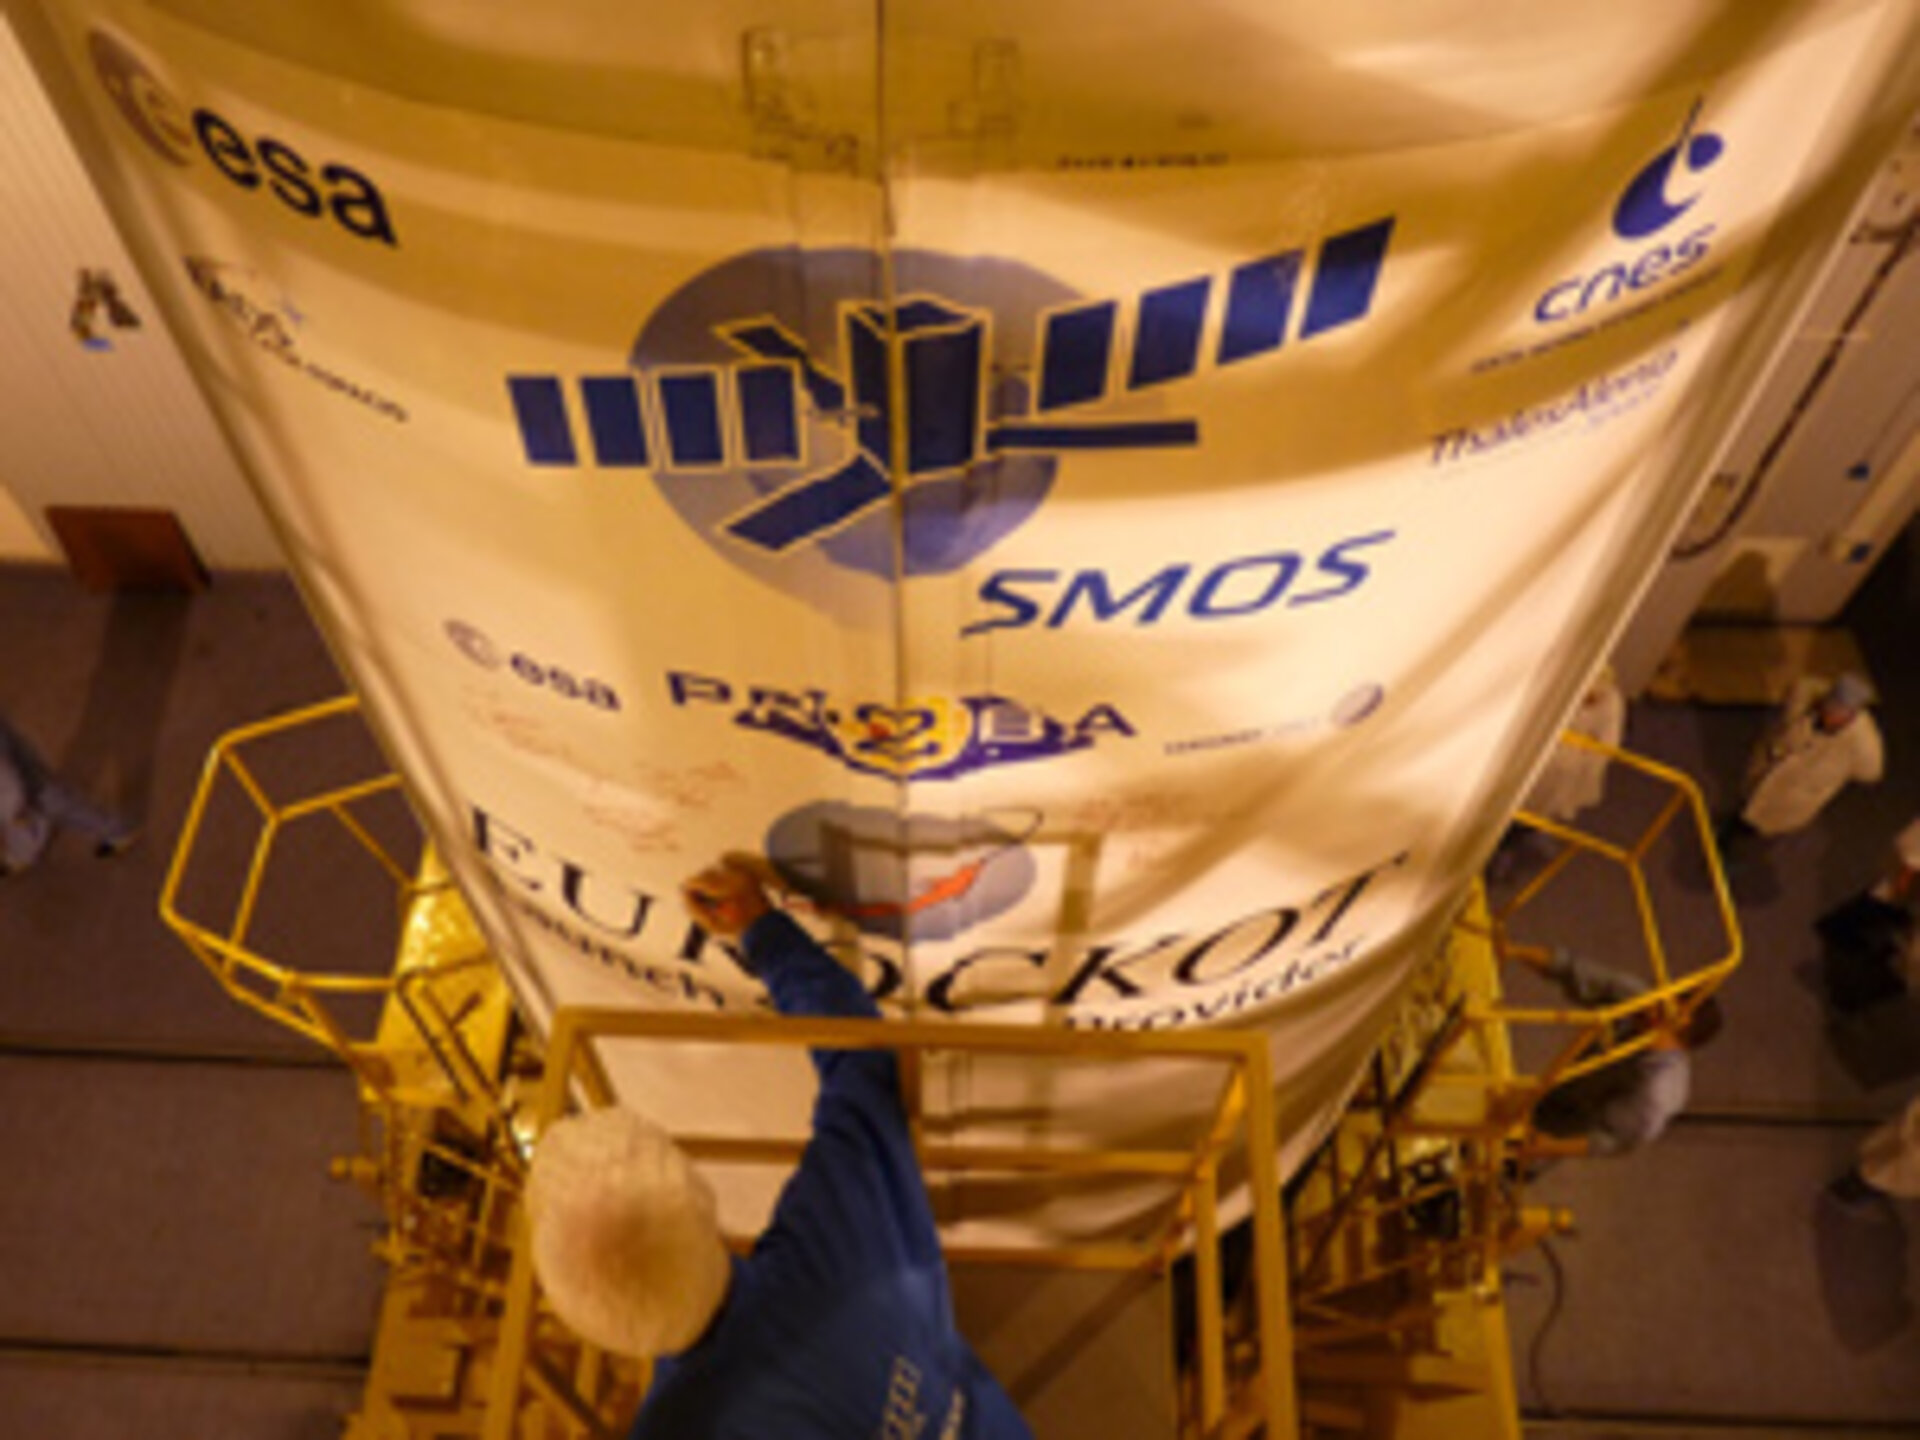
[507,226,1397,608]
[87,28,397,246]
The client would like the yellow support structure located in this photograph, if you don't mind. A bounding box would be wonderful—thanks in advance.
[161,697,1300,1440]
[161,703,1739,1440]
[480,1003,1298,1440]
[1284,731,1740,1438]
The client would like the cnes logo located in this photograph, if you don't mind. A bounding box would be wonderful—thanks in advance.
[1612,100,1725,241]
[88,29,396,247]
[1535,100,1723,325]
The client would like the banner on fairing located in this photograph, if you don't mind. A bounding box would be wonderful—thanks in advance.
[31,0,1920,1235]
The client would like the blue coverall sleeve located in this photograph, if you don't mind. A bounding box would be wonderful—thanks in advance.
[743,910,897,1087]
[739,911,944,1278]
[643,911,1030,1439]
[0,720,47,796]
[1544,948,1647,1009]
[745,911,882,1021]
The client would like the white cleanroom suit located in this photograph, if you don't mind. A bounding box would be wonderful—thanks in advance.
[1741,677,1883,836]
[1859,1095,1920,1198]
[1524,672,1627,823]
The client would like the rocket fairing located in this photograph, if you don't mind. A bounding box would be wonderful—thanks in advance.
[33,0,1920,1236]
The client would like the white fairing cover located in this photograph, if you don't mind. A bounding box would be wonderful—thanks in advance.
[29,0,1920,1237]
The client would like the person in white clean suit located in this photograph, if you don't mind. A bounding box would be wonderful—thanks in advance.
[1733,672,1883,839]
[1488,665,1627,883]
[1522,665,1628,825]
[1830,1094,1920,1204]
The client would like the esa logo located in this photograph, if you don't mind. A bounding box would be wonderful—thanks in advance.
[668,671,1130,781]
[506,227,1395,615]
[445,621,622,710]
[88,29,397,247]
[1534,100,1723,325]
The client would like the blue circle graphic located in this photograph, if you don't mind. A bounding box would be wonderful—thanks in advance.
[765,801,1038,942]
[635,248,1076,598]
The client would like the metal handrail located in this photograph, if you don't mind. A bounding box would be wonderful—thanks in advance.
[1461,731,1741,1126]
[1288,732,1743,1379]
[160,697,1310,1438]
[158,695,475,1098]
[483,1004,1300,1440]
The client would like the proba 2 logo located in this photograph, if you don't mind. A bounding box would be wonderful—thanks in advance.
[1534,100,1723,325]
[88,29,397,247]
[508,224,1395,617]
[667,669,1133,783]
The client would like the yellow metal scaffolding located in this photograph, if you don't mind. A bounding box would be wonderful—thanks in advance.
[487,1003,1298,1440]
[1281,732,1741,1435]
[159,699,1739,1440]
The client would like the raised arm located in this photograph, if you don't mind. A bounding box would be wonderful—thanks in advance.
[682,858,938,1288]
[744,911,882,1024]
[1535,946,1648,1009]
[683,858,893,1090]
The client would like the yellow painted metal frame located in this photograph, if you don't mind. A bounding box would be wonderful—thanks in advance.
[160,704,1728,1438]
[157,694,531,1282]
[157,696,1309,1438]
[1286,910,1534,1420]
[157,696,501,1108]
[159,697,549,1435]
[1283,731,1742,1415]
[483,1005,1300,1440]
[1458,732,1742,1139]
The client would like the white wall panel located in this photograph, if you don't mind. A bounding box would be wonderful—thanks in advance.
[0,13,276,567]
[1619,111,1920,665]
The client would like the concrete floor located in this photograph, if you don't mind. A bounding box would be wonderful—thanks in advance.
[0,529,1916,1437]
[1498,526,1920,1434]
[0,570,383,1439]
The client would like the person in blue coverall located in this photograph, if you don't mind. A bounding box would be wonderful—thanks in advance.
[0,713,138,874]
[527,856,1034,1439]
[1521,946,1722,1157]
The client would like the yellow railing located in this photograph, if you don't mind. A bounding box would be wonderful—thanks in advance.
[160,700,1731,1438]
[1462,732,1741,1140]
[1284,731,1742,1405]
[485,1005,1300,1440]
[159,697,550,1437]
[159,697,528,1295]
[159,696,484,1099]
[161,696,1309,1439]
